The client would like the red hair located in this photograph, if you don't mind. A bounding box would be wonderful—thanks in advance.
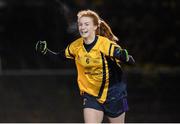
[77,9,119,42]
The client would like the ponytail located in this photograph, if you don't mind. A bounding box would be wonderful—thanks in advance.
[97,20,119,42]
[77,9,119,42]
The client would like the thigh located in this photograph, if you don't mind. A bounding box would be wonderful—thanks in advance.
[83,108,104,123]
[82,93,104,123]
[104,97,129,118]
[108,112,125,123]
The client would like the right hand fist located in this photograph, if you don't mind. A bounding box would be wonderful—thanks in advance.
[35,41,47,55]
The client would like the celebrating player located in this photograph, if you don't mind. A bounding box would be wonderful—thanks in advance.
[36,9,135,123]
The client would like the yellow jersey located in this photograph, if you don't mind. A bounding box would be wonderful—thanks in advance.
[65,35,124,103]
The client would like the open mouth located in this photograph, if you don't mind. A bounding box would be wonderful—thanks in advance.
[81,31,88,35]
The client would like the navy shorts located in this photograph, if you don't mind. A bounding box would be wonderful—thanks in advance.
[82,85,129,118]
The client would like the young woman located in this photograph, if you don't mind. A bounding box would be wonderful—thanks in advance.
[36,9,135,123]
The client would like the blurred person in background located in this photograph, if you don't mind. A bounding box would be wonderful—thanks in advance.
[36,9,135,123]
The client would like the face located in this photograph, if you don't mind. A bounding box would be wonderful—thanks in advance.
[78,16,97,39]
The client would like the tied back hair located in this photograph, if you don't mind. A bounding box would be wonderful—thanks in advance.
[97,19,119,42]
[77,9,119,42]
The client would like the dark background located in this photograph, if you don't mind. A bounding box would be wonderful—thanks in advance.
[0,0,179,122]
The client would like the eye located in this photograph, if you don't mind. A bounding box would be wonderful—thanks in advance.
[85,23,89,26]
[78,23,82,27]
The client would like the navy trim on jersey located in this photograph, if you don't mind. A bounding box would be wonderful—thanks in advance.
[109,43,113,56]
[97,52,106,99]
[106,56,122,87]
[105,56,127,101]
[83,36,98,52]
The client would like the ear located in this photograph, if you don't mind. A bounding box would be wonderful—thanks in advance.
[94,25,98,31]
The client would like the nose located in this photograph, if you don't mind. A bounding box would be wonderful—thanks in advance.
[80,25,86,30]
